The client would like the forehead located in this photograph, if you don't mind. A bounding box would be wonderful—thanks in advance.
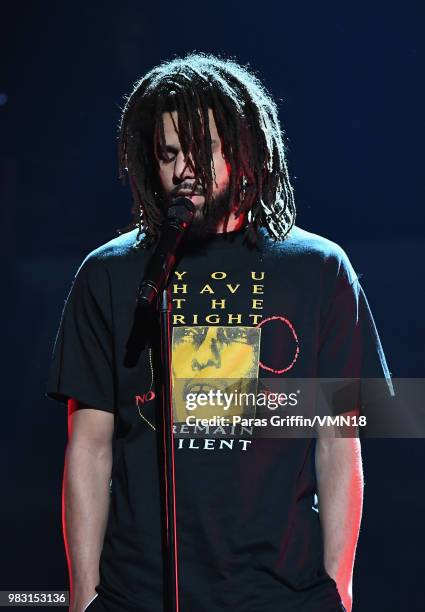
[161,108,220,144]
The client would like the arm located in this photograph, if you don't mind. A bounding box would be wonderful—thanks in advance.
[315,432,363,612]
[63,399,114,612]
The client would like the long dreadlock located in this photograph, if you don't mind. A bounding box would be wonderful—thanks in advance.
[117,51,296,250]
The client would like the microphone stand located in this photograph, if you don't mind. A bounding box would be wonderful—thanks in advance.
[158,285,179,612]
[136,197,196,612]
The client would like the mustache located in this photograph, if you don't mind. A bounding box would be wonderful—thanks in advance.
[170,184,204,197]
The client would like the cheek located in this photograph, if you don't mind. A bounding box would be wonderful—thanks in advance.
[214,157,231,187]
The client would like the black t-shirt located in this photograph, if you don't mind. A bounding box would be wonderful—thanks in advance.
[47,224,393,611]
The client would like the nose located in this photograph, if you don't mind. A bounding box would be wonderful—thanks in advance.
[191,336,221,371]
[173,150,196,182]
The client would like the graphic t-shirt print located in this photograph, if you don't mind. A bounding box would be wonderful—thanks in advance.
[134,263,302,445]
[170,268,271,424]
[172,325,261,422]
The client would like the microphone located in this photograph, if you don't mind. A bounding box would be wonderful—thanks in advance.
[137,196,196,310]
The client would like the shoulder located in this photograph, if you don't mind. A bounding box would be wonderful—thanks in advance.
[84,228,143,264]
[76,228,146,274]
[260,224,358,288]
[69,229,146,294]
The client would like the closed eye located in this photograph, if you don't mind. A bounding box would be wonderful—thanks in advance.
[158,146,178,162]
[160,139,219,161]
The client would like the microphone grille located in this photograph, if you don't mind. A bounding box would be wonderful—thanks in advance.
[167,196,196,225]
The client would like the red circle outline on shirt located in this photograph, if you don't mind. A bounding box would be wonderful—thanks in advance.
[256,315,300,374]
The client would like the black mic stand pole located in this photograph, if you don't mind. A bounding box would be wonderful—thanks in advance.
[136,197,196,612]
[159,284,179,612]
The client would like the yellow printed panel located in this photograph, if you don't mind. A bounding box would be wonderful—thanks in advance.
[171,325,261,422]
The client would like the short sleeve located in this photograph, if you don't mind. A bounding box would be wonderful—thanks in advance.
[46,256,116,413]
[317,275,395,413]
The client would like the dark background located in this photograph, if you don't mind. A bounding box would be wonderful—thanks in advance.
[1,0,424,610]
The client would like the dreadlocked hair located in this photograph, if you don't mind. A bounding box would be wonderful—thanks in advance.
[117,51,296,250]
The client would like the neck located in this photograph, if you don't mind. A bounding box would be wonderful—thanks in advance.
[215,209,246,233]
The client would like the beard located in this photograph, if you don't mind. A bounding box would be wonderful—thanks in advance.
[184,185,234,241]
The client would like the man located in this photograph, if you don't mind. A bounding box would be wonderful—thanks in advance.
[47,52,393,612]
